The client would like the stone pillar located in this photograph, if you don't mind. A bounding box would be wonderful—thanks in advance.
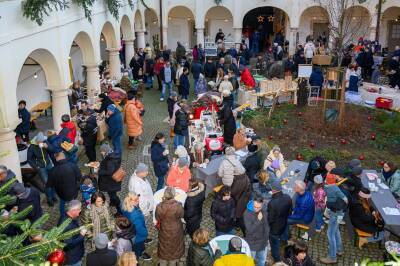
[196,28,205,47]
[51,89,70,131]
[162,27,168,48]
[0,129,21,182]
[369,27,377,42]
[233,28,242,44]
[107,48,122,81]
[289,27,298,56]
[124,40,135,68]
[136,30,146,49]
[85,64,100,104]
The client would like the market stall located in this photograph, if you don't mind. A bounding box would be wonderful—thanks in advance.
[361,82,400,111]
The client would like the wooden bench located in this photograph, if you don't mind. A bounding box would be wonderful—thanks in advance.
[353,228,373,249]
[296,224,311,240]
[30,102,52,121]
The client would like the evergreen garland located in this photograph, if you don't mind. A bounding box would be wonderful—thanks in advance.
[104,0,121,20]
[73,0,95,22]
[21,0,69,26]
[214,0,222,5]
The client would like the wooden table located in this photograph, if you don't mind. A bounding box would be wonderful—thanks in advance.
[30,101,52,121]
[279,160,309,198]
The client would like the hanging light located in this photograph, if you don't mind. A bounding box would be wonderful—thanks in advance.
[33,72,38,79]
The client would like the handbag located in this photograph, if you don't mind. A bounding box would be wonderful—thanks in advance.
[112,167,126,182]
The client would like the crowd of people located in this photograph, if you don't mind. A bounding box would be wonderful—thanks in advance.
[6,29,400,266]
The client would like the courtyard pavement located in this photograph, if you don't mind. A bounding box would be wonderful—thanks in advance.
[40,86,386,265]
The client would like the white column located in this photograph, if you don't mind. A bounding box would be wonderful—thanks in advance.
[51,89,70,131]
[162,27,168,48]
[124,40,135,68]
[289,28,298,56]
[136,30,146,49]
[107,48,122,81]
[85,64,100,104]
[0,129,22,182]
[233,28,242,44]
[369,27,377,42]
[196,28,205,47]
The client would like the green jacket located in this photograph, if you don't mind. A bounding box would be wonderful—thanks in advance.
[386,170,400,199]
[186,242,213,266]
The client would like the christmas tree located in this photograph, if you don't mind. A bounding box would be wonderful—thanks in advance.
[0,178,81,265]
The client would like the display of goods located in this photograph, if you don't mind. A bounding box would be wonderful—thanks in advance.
[205,136,224,152]
[375,97,393,110]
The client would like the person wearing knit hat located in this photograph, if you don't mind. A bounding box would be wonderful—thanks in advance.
[166,157,192,192]
[349,187,384,248]
[320,172,348,264]
[313,174,326,232]
[14,183,43,223]
[346,166,364,195]
[348,159,362,170]
[100,143,113,157]
[213,236,254,265]
[105,101,123,155]
[128,163,153,216]
[314,174,323,184]
[86,233,118,266]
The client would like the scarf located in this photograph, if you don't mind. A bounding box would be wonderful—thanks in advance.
[89,204,112,237]
[382,170,394,182]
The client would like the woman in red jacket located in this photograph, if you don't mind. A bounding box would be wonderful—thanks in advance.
[60,114,77,144]
[240,67,255,88]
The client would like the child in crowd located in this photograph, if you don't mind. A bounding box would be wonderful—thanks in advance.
[81,177,96,209]
[312,175,326,232]
[210,186,236,236]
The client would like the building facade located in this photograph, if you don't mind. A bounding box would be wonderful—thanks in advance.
[0,0,399,178]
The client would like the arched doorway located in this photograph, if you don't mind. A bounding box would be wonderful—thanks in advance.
[167,6,195,49]
[99,21,120,80]
[135,10,145,49]
[120,15,134,67]
[343,6,371,44]
[299,6,330,45]
[381,6,400,51]
[144,8,159,49]
[17,49,65,131]
[205,6,233,42]
[243,7,289,52]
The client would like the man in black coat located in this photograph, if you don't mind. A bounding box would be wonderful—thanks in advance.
[184,180,206,238]
[204,58,217,83]
[243,144,261,183]
[218,102,236,145]
[77,110,98,162]
[14,183,43,223]
[173,100,189,149]
[47,152,82,215]
[86,233,118,266]
[15,100,31,142]
[59,200,86,266]
[267,180,292,262]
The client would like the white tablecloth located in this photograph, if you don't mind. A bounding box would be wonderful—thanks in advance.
[361,83,400,109]
[209,235,252,256]
[153,187,187,224]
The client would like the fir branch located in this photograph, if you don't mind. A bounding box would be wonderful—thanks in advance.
[105,0,121,20]
[73,0,95,23]
[139,0,151,10]
[127,0,134,10]
[21,0,69,26]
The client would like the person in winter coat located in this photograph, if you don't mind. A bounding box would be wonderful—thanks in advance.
[305,156,327,191]
[143,54,154,89]
[160,61,176,101]
[47,152,82,215]
[349,188,384,244]
[86,233,118,266]
[263,146,286,178]
[151,133,170,190]
[210,186,236,235]
[27,132,56,205]
[218,102,236,145]
[15,100,31,142]
[204,59,217,83]
[176,42,186,63]
[59,200,87,266]
[179,67,190,99]
[60,114,77,144]
[309,67,324,96]
[191,60,203,93]
[167,91,178,120]
[98,143,122,214]
[233,127,250,151]
[288,181,315,225]
[95,93,114,115]
[283,239,315,266]
[240,67,255,88]
[122,192,151,261]
[156,187,185,264]
[381,161,400,199]
[124,94,143,149]
[195,74,207,95]
[128,163,154,217]
[45,130,70,163]
[184,179,206,237]
[312,175,326,232]
[154,57,165,91]
[113,216,136,256]
[129,55,143,80]
[186,228,213,266]
[218,75,234,94]
[213,237,255,266]
[268,180,292,262]
[218,146,246,187]
[173,100,189,148]
[14,183,43,223]
[244,198,269,266]
[81,192,113,247]
[0,166,19,195]
[192,45,199,63]
[244,144,262,184]
[166,157,191,192]
[77,110,98,162]
[105,104,123,155]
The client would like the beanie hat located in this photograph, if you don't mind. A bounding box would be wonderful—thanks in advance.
[170,91,178,98]
[229,237,242,251]
[325,173,336,185]
[314,174,323,184]
[352,166,363,176]
[349,159,361,169]
[99,143,113,155]
[94,233,109,249]
[135,163,149,173]
[35,132,46,143]
[270,179,282,191]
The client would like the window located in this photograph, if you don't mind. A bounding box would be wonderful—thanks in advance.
[391,24,400,39]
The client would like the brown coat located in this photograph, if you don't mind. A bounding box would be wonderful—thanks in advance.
[124,100,143,137]
[233,132,248,150]
[156,199,185,261]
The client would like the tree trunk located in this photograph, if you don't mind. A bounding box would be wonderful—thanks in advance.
[338,67,347,127]
[375,0,383,42]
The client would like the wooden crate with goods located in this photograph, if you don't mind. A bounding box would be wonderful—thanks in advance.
[312,55,332,66]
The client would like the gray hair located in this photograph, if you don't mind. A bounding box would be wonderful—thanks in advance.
[272,146,281,153]
[65,200,82,212]
[295,180,306,191]
[163,187,176,201]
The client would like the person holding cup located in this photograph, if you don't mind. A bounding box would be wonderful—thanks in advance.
[150,133,170,191]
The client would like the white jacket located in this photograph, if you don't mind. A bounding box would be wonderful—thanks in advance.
[218,155,246,186]
[128,172,154,216]
[263,151,286,178]
[218,80,233,93]
[304,42,315,59]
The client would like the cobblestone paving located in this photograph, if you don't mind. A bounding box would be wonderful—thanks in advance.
[40,85,387,265]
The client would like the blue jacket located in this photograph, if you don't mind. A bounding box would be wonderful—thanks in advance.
[191,62,203,79]
[179,74,190,96]
[325,184,347,204]
[289,191,315,224]
[151,142,169,177]
[122,206,148,244]
[309,69,324,89]
[58,215,85,265]
[106,109,123,140]
[46,134,69,162]
[16,108,31,135]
